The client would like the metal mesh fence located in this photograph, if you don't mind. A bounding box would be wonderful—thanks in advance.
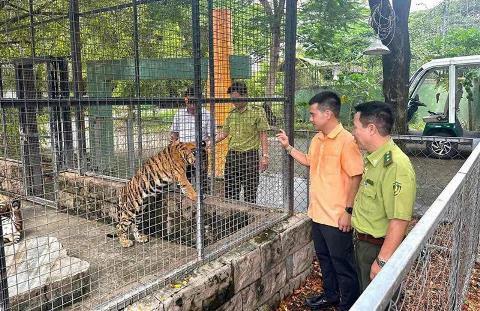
[351,137,480,311]
[0,0,296,309]
[4,1,478,310]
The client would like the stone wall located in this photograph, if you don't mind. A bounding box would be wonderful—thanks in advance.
[57,171,273,247]
[125,214,314,311]
[58,171,123,222]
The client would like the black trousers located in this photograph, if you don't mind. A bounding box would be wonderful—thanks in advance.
[312,222,360,311]
[224,149,259,204]
[186,148,210,194]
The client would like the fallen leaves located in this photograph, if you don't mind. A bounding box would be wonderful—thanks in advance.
[462,262,480,311]
[277,260,336,311]
[276,245,480,310]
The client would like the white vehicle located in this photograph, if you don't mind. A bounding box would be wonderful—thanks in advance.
[407,55,480,158]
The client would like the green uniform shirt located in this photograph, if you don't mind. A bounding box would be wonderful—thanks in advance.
[223,105,270,152]
[352,139,416,238]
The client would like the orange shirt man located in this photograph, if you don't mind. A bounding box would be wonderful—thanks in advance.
[277,91,363,311]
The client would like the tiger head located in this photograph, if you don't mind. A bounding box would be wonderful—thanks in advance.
[171,140,208,165]
[169,141,194,165]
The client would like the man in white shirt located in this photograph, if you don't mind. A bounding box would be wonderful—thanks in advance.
[171,87,213,193]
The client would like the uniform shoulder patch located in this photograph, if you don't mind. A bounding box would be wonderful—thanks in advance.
[384,151,393,167]
[393,181,402,196]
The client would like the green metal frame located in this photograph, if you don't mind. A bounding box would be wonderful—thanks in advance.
[86,56,251,81]
[85,56,251,170]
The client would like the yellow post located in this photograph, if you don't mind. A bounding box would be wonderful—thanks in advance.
[206,9,234,177]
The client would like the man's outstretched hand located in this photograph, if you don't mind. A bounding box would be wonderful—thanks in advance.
[276,129,290,148]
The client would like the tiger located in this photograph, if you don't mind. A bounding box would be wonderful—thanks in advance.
[0,194,23,245]
[115,140,203,248]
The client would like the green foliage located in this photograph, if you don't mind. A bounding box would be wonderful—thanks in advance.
[2,109,21,159]
[229,0,271,61]
[431,27,480,58]
[298,0,371,62]
[409,0,480,68]
[293,66,383,129]
[462,70,480,103]
[295,0,383,128]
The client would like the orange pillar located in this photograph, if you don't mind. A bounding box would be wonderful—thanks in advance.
[206,9,234,177]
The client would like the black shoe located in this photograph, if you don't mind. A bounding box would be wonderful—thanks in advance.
[305,294,339,310]
[305,294,325,305]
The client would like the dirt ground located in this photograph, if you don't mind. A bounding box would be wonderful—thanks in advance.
[463,263,480,310]
[276,260,334,311]
[277,259,480,311]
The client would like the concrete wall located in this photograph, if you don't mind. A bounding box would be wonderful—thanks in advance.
[126,214,314,311]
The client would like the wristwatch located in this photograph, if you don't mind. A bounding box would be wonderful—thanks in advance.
[376,257,387,268]
[345,207,353,215]
[285,145,294,154]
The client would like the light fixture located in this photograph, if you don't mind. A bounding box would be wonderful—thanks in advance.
[363,37,391,55]
[364,0,395,56]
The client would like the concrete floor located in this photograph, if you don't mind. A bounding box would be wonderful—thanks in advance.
[20,203,197,310]
[19,195,284,310]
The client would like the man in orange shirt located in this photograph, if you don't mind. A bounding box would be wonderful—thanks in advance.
[277,91,363,311]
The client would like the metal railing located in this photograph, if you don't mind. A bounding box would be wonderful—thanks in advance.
[351,140,480,310]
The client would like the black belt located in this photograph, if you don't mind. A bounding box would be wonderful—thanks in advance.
[355,231,385,246]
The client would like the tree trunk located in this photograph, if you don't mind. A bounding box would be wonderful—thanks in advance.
[259,0,285,126]
[259,0,285,97]
[369,0,411,134]
[267,21,281,97]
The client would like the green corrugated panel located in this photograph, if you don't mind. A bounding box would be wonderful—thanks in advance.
[86,68,114,172]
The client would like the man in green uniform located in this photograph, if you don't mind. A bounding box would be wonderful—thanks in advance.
[351,101,416,292]
[215,81,270,203]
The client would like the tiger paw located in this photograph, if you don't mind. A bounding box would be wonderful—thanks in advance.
[135,233,149,243]
[119,237,134,248]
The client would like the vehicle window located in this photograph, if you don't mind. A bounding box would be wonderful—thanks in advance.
[456,65,480,132]
[409,67,449,130]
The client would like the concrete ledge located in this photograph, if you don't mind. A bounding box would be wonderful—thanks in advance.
[126,213,314,311]
[58,171,281,248]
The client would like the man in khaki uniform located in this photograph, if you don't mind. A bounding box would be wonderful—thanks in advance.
[351,101,416,292]
[215,81,270,203]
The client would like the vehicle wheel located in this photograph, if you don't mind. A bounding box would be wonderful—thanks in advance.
[426,132,458,159]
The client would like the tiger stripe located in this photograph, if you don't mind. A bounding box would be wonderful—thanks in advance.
[115,141,200,248]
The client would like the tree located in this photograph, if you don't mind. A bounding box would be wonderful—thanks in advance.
[368,0,411,134]
[298,0,368,62]
[409,0,480,66]
[258,0,285,97]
